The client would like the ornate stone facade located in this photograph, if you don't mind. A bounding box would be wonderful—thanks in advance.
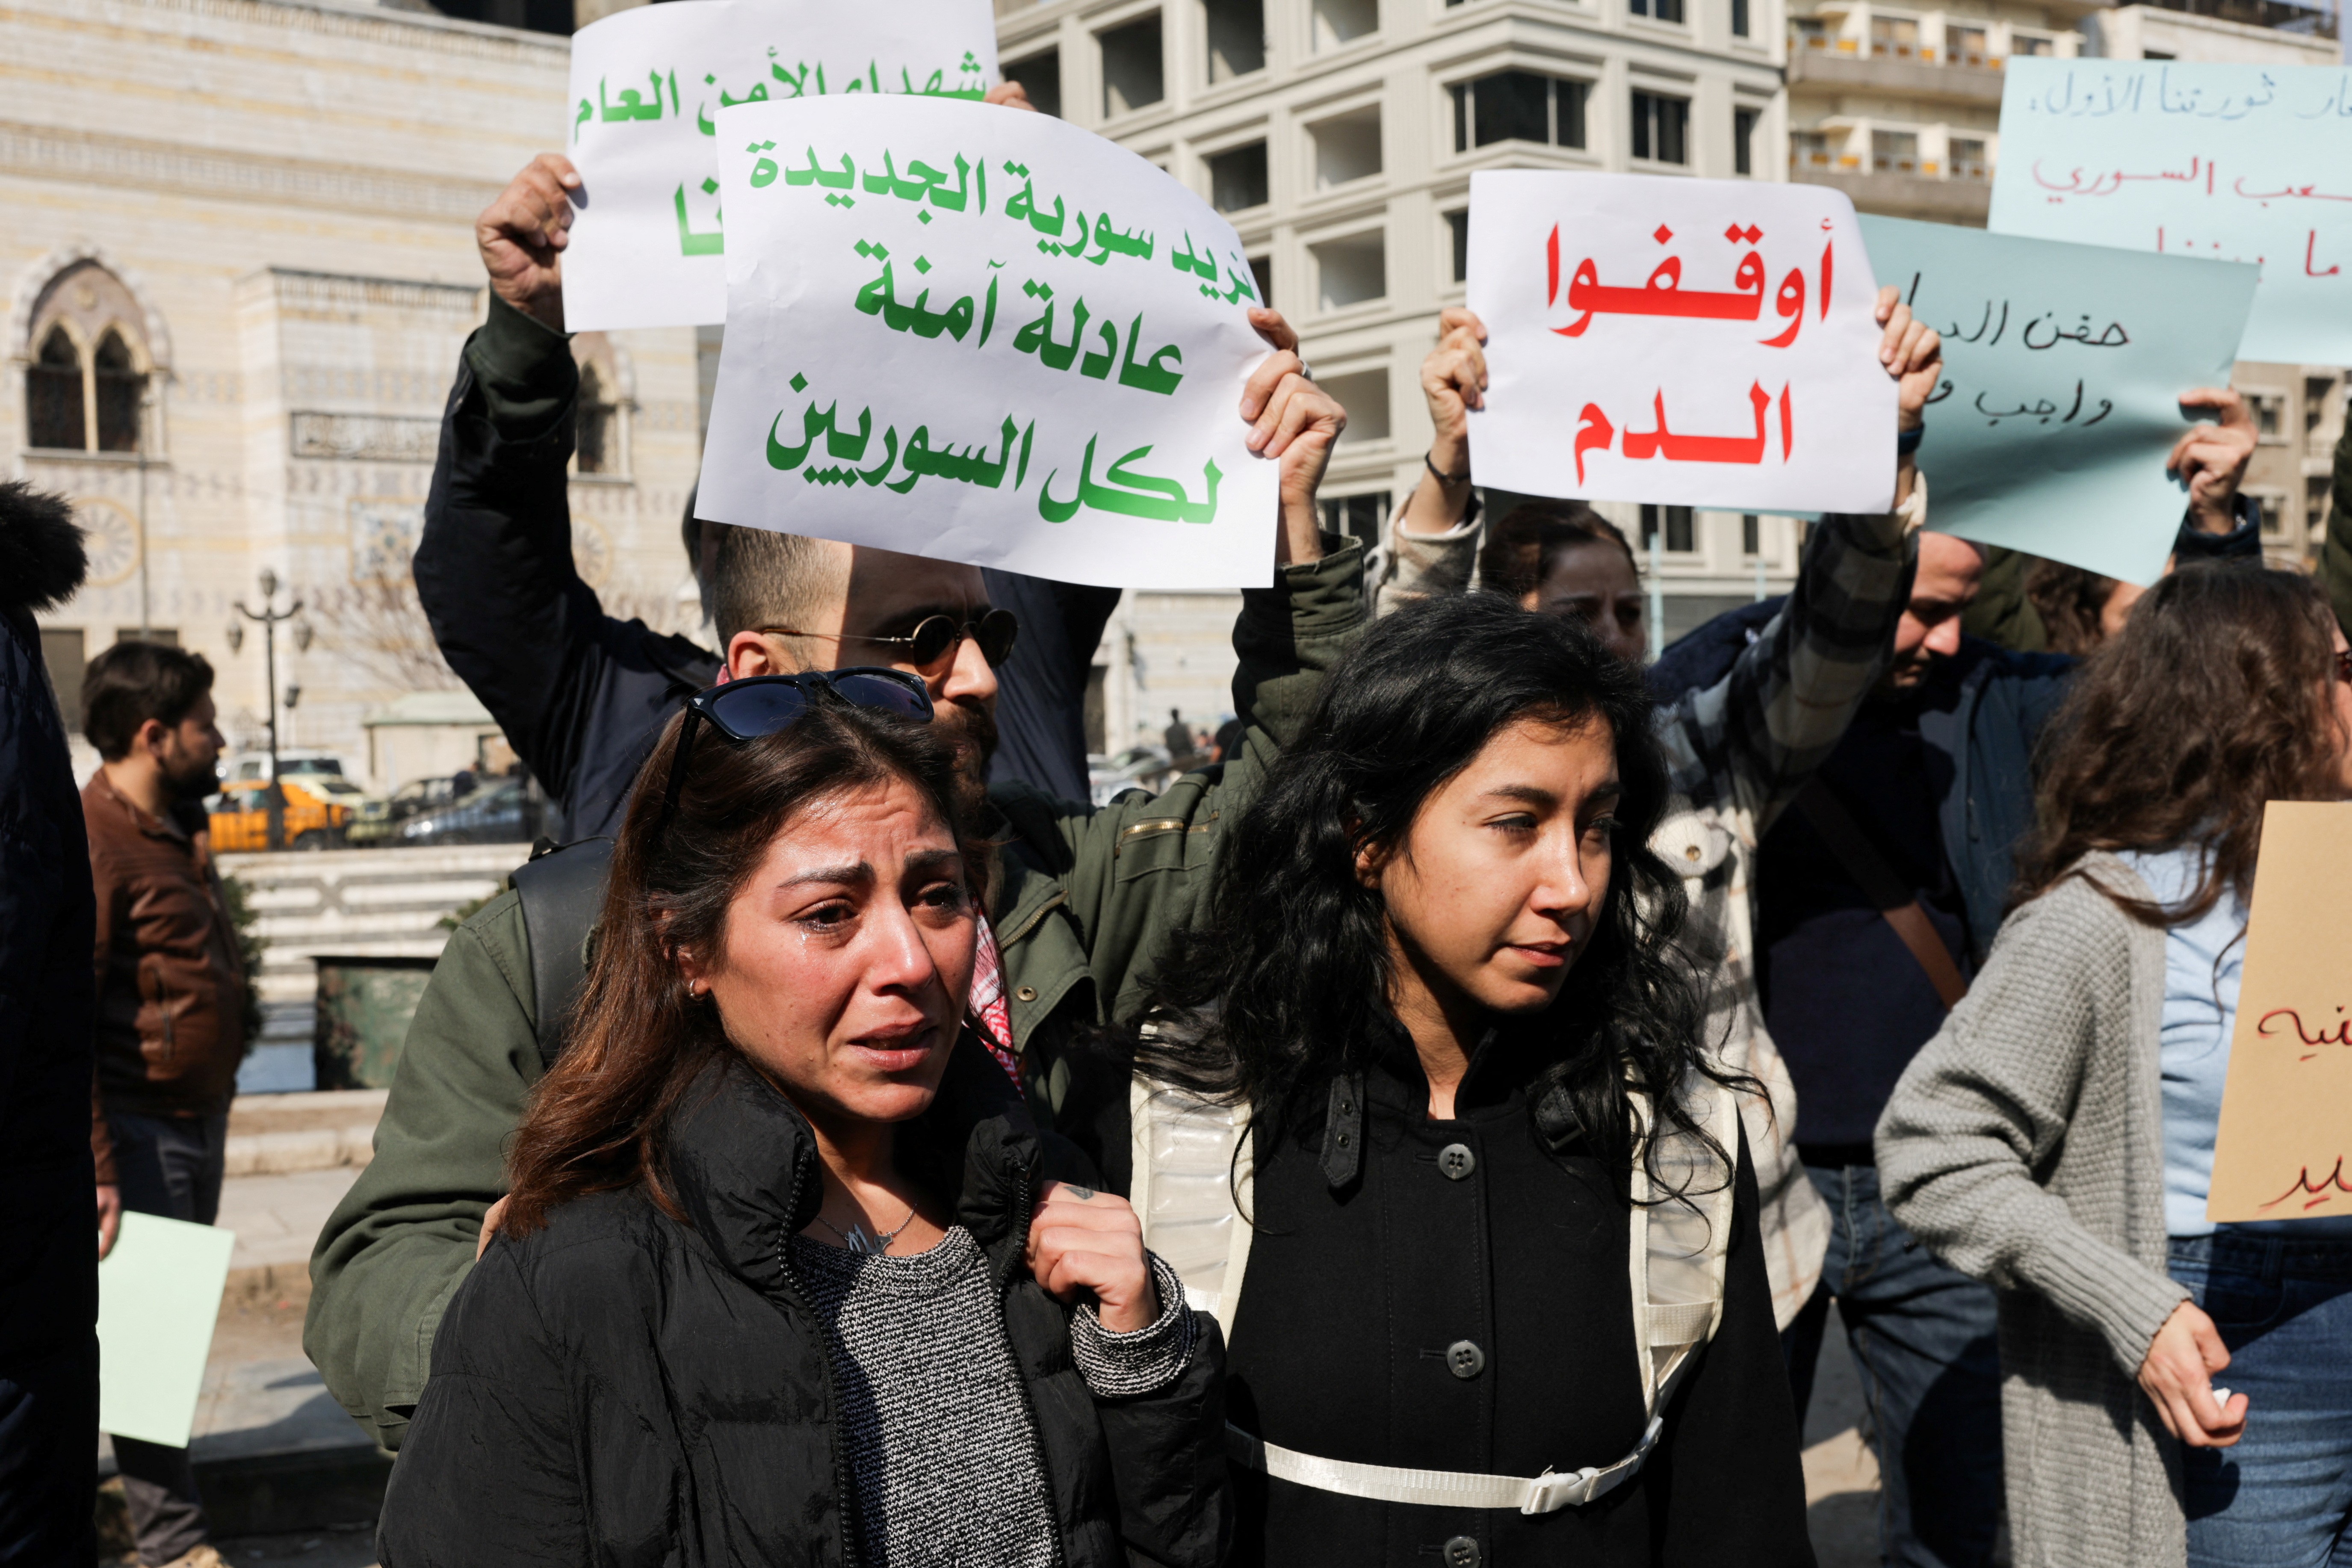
[8,0,705,784]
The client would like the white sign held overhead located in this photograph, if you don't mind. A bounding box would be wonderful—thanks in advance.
[1989,60,2352,366]
[694,96,1283,590]
[1465,171,1897,514]
[562,0,1000,332]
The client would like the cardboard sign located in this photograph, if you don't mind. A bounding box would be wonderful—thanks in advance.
[563,0,1000,331]
[1990,60,2352,366]
[694,95,1282,589]
[1463,171,1896,514]
[2208,802,2352,1222]
[99,1212,235,1447]
[1859,216,2257,587]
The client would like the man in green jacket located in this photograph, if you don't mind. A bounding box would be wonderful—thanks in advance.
[305,153,1359,1450]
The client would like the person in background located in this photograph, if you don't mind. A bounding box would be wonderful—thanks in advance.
[1368,297,1943,1337]
[1965,388,2258,651]
[1472,502,1648,667]
[82,641,246,1568]
[380,689,1225,1567]
[0,481,100,1564]
[1881,565,2352,1568]
[2025,556,2147,656]
[1163,707,1200,769]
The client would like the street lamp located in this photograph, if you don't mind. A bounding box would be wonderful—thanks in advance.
[233,570,304,850]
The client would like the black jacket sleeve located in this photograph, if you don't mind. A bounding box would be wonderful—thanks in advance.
[1092,1314,1231,1568]
[414,296,715,833]
[1648,1127,1818,1568]
[982,570,1122,803]
[376,1240,591,1568]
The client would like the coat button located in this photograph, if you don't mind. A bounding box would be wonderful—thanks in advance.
[1446,1340,1485,1379]
[1437,1143,1476,1181]
[1014,986,1037,1002]
[1442,1535,1481,1568]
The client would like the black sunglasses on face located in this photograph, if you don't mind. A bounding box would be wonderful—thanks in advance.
[656,667,934,833]
[757,608,1019,677]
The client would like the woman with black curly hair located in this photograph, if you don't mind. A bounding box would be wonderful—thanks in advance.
[1117,593,1815,1567]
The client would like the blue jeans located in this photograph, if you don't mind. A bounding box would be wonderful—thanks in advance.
[106,1110,227,1566]
[2171,1233,2352,1568]
[1784,1161,2004,1568]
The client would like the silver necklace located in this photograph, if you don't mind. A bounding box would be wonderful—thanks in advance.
[812,1202,918,1256]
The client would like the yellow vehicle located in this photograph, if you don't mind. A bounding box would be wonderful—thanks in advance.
[208,777,354,852]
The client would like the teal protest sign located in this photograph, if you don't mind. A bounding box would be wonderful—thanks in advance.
[1989,60,2352,365]
[99,1212,234,1447]
[1858,215,2256,585]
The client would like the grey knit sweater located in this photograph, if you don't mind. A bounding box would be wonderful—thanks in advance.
[788,1227,1194,1567]
[1876,854,2193,1568]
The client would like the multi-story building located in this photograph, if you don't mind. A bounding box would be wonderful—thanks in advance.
[1784,0,2094,224]
[995,0,1820,745]
[9,0,700,789]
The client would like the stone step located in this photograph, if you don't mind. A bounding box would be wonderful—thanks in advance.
[225,1089,387,1177]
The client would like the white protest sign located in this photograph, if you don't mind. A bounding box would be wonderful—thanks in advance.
[1990,60,2352,365]
[563,0,999,332]
[1465,171,1895,514]
[694,96,1282,590]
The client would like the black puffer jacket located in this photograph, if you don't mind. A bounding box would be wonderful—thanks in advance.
[378,1042,1229,1568]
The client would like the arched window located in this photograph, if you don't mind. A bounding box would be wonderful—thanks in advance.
[26,325,83,450]
[576,361,616,475]
[22,261,153,455]
[93,330,144,452]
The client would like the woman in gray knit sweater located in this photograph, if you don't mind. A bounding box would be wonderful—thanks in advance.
[1878,566,2352,1568]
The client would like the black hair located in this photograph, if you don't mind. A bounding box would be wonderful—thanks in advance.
[1134,593,1736,1196]
[83,641,215,760]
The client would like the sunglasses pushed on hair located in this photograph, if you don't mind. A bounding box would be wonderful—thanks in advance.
[655,668,934,834]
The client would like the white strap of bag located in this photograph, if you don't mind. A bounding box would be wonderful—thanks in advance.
[1226,1416,1664,1515]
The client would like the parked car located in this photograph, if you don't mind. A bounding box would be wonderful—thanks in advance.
[1086,745,1175,807]
[208,776,353,851]
[392,776,541,846]
[345,775,458,845]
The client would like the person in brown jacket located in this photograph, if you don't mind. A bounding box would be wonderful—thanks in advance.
[83,640,244,1568]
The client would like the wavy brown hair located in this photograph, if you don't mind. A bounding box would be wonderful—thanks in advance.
[1477,499,1638,600]
[2024,558,2124,656]
[2013,564,2346,924]
[500,698,974,1237]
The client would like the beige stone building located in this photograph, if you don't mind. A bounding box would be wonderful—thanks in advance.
[9,0,703,789]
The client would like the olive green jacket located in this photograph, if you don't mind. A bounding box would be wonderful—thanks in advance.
[304,541,1364,1449]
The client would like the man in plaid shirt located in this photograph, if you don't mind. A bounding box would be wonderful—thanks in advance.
[1368,290,1939,1330]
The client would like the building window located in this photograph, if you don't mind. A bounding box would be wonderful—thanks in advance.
[1791,130,1833,171]
[1640,505,1695,553]
[1872,130,1919,175]
[27,327,84,451]
[1004,50,1062,117]
[1791,16,1830,50]
[1320,370,1391,443]
[1312,0,1378,50]
[1208,141,1269,212]
[1446,210,1469,283]
[1731,0,1749,35]
[23,261,152,456]
[1734,107,1761,175]
[2254,493,2285,535]
[576,365,618,475]
[1630,0,1686,22]
[1318,490,1392,548]
[1741,513,1760,555]
[1312,233,1386,311]
[2308,475,2332,534]
[1204,0,1265,83]
[1870,15,1918,58]
[1947,25,1989,66]
[1250,255,1274,308]
[2010,31,2054,57]
[1451,71,1589,153]
[2251,393,2284,438]
[1949,138,1989,180]
[38,628,84,729]
[1309,106,1382,190]
[1100,16,1165,118]
[1631,92,1689,165]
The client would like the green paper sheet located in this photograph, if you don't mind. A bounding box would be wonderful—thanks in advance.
[1859,215,2257,586]
[99,1211,235,1448]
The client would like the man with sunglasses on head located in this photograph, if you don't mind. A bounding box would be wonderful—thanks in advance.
[306,143,1359,1454]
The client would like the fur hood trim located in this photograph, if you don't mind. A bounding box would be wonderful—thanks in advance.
[0,481,88,612]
